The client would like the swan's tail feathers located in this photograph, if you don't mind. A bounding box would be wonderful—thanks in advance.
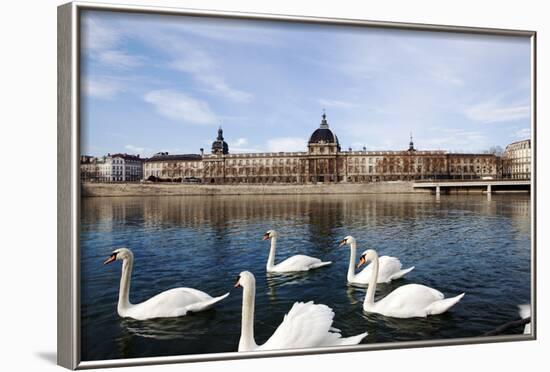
[186,292,230,313]
[211,292,230,304]
[312,261,332,269]
[389,266,415,280]
[426,292,465,315]
[336,331,368,346]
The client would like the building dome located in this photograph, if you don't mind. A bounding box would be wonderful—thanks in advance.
[212,127,229,155]
[308,113,340,147]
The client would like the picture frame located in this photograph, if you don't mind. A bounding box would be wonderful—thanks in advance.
[58,1,536,369]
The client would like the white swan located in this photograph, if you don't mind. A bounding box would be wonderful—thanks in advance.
[358,249,465,318]
[235,271,367,351]
[263,230,331,273]
[104,248,229,320]
[339,236,414,284]
[518,304,531,334]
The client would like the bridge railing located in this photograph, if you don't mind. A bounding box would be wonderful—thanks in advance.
[414,178,530,183]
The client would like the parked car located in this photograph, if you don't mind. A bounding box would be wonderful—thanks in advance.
[183,177,202,183]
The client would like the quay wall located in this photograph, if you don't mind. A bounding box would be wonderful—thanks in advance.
[82,181,424,197]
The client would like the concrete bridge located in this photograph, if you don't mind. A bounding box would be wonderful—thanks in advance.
[413,179,531,195]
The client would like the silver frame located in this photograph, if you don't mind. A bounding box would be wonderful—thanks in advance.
[57,1,537,369]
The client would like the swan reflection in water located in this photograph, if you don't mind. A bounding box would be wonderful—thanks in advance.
[265,269,331,302]
[119,310,218,341]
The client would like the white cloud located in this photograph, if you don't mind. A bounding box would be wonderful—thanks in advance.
[97,50,143,68]
[233,138,248,147]
[124,144,153,156]
[318,98,358,109]
[144,90,217,125]
[197,75,253,103]
[230,138,263,153]
[423,128,489,152]
[82,79,124,99]
[82,18,145,70]
[512,127,531,140]
[170,50,253,104]
[464,101,530,123]
[430,66,464,86]
[169,21,281,46]
[266,137,306,152]
[82,18,120,51]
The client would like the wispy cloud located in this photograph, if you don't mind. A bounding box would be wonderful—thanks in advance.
[143,89,217,125]
[124,144,152,156]
[233,138,248,147]
[318,98,358,109]
[511,127,531,140]
[229,137,262,153]
[423,128,489,152]
[96,50,144,68]
[170,51,253,103]
[267,137,306,152]
[430,66,464,87]
[82,17,145,70]
[82,78,124,99]
[169,20,282,46]
[464,100,530,123]
[82,18,120,51]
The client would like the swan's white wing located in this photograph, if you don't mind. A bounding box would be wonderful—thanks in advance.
[130,287,215,319]
[375,284,444,318]
[259,301,362,350]
[186,292,229,313]
[425,293,464,315]
[376,256,403,283]
[353,256,402,284]
[274,255,329,272]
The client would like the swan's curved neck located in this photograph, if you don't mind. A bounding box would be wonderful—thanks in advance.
[118,256,133,313]
[239,281,258,351]
[266,237,277,270]
[347,241,357,282]
[364,252,379,307]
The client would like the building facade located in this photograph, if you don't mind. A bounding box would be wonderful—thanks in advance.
[144,153,203,182]
[82,113,522,184]
[503,139,531,179]
[80,153,143,182]
[200,114,500,184]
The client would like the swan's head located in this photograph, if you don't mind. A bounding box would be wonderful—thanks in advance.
[262,230,278,240]
[103,248,133,265]
[339,235,356,247]
[357,249,377,268]
[234,271,256,288]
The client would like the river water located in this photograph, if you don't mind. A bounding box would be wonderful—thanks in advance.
[80,193,531,361]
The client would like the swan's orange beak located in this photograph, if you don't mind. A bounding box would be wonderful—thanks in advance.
[103,254,116,265]
[356,256,366,269]
[262,233,270,241]
[339,239,347,247]
[234,280,241,288]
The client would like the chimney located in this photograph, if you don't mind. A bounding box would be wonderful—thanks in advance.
[200,148,204,156]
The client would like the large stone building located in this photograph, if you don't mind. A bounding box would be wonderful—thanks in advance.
[503,139,531,179]
[143,113,501,184]
[144,153,203,182]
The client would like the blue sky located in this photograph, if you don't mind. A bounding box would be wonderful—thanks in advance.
[81,10,532,157]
